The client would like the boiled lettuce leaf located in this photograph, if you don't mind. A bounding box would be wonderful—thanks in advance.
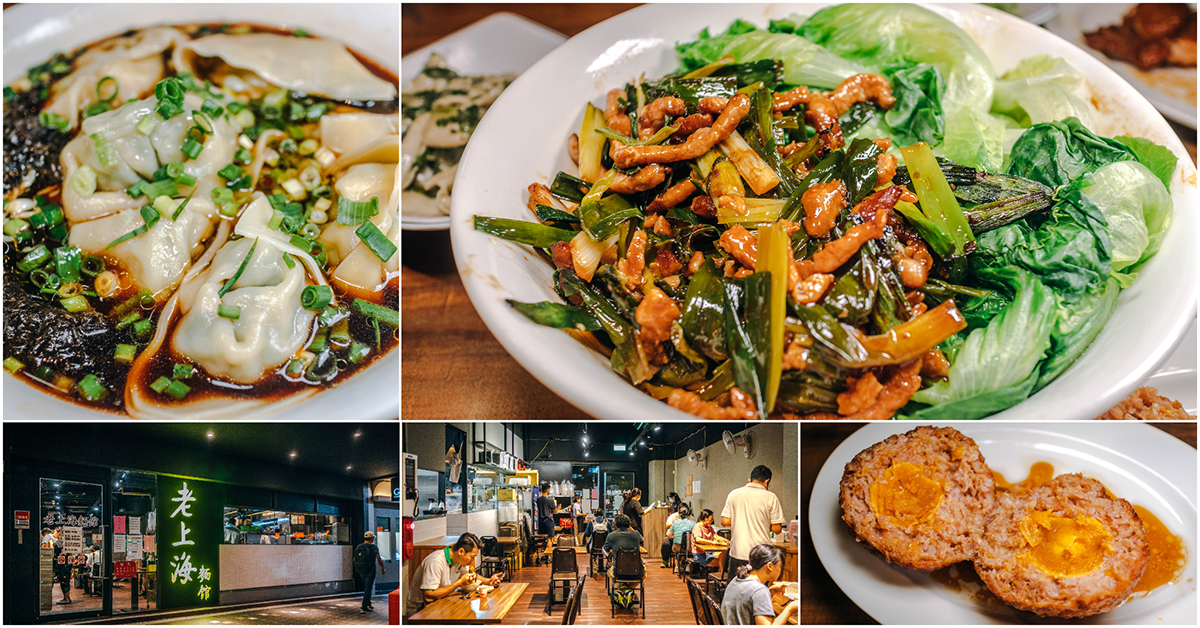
[1114,135,1178,190]
[907,267,1056,418]
[675,23,866,89]
[882,62,946,146]
[991,55,1094,130]
[1006,117,1134,188]
[940,104,1007,171]
[1034,276,1120,390]
[1075,161,1172,282]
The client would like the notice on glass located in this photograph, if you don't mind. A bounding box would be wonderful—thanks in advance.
[126,535,143,560]
[113,534,126,554]
[113,515,126,534]
[129,516,141,535]
[63,526,84,554]
[144,534,155,553]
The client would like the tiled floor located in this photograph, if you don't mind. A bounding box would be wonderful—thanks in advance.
[139,594,390,625]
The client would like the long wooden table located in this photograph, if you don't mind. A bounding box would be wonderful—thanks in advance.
[772,587,800,625]
[407,582,529,624]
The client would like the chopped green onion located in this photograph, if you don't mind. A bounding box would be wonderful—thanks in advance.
[3,86,16,102]
[112,289,152,319]
[153,195,177,218]
[3,357,24,373]
[307,328,328,352]
[42,203,64,227]
[116,312,142,329]
[39,111,69,132]
[76,374,108,401]
[305,103,325,121]
[336,196,380,225]
[219,238,258,297]
[234,147,252,165]
[30,269,51,288]
[201,99,224,118]
[81,255,105,278]
[55,246,81,283]
[297,222,319,239]
[177,172,197,187]
[69,165,98,198]
[60,294,89,312]
[285,358,306,377]
[58,281,83,298]
[171,188,197,221]
[278,138,297,154]
[299,139,319,156]
[150,376,172,394]
[5,219,30,240]
[217,304,241,320]
[81,102,110,119]
[132,319,153,341]
[91,133,119,168]
[154,77,185,120]
[135,113,159,136]
[96,76,118,103]
[227,101,247,113]
[105,206,160,250]
[301,285,333,310]
[143,178,179,200]
[211,187,234,204]
[127,179,147,199]
[173,363,194,379]
[114,344,138,364]
[355,220,396,263]
[47,224,68,242]
[219,201,240,217]
[266,194,289,207]
[163,162,185,180]
[33,365,56,382]
[180,138,203,160]
[190,112,214,136]
[347,342,371,364]
[329,318,351,346]
[17,245,51,273]
[218,163,243,181]
[352,298,399,327]
[282,252,295,269]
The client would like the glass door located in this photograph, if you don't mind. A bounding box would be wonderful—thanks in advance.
[38,478,104,621]
[374,506,400,591]
[109,470,157,616]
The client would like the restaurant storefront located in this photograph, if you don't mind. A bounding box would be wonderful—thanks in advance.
[3,423,399,624]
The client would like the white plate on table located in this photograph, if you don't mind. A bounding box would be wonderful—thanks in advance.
[2,3,399,420]
[450,2,1198,420]
[401,13,567,231]
[809,422,1197,624]
[1045,3,1197,128]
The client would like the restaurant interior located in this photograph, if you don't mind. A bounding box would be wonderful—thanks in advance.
[402,421,799,625]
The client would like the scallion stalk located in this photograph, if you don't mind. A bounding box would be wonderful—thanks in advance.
[173,364,194,379]
[76,374,107,401]
[347,342,371,364]
[150,376,172,394]
[114,344,137,364]
[90,133,119,168]
[55,246,81,283]
[218,238,257,298]
[60,294,89,312]
[3,357,24,373]
[132,319,153,342]
[18,245,51,273]
[354,221,396,263]
[81,255,105,278]
[329,318,351,347]
[69,165,98,198]
[217,304,241,320]
[352,298,399,327]
[301,285,333,310]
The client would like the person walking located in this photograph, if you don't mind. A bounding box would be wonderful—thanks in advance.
[353,531,386,613]
[536,484,556,536]
[721,465,785,580]
[52,528,72,605]
[620,488,644,536]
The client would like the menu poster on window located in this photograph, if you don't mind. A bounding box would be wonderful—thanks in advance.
[145,534,155,553]
[63,526,84,554]
[126,536,143,560]
[114,515,126,534]
[114,534,126,554]
[129,516,141,535]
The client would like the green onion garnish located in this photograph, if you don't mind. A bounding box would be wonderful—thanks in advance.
[135,112,159,136]
[218,238,257,298]
[132,319,153,342]
[17,245,51,273]
[76,374,107,401]
[282,252,295,269]
[176,173,197,187]
[143,178,179,200]
[219,202,240,217]
[347,342,371,364]
[127,179,147,199]
[55,246,81,283]
[301,285,333,310]
[116,312,142,329]
[336,196,380,225]
[305,103,325,121]
[60,294,89,312]
[173,364,194,379]
[3,356,24,373]
[172,187,198,221]
[181,138,203,160]
[96,76,118,103]
[201,99,224,118]
[154,77,185,120]
[211,187,233,204]
[355,221,397,263]
[234,147,252,164]
[352,298,399,327]
[114,344,137,364]
[112,288,152,319]
[105,206,160,250]
[217,304,241,320]
[160,162,184,180]
[218,163,243,181]
[69,165,98,198]
[150,376,172,394]
[91,133,119,168]
[81,102,109,119]
[329,318,351,346]
[30,269,50,288]
[190,111,214,136]
[39,111,69,132]
[164,381,191,401]
[285,358,305,377]
[81,255,105,278]
[307,328,327,352]
[4,218,30,240]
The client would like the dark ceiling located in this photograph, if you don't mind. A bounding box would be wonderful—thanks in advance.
[95,423,399,481]
[521,422,760,461]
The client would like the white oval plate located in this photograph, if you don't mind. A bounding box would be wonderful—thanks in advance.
[450,2,1198,420]
[2,3,398,420]
[809,422,1198,624]
[401,13,567,231]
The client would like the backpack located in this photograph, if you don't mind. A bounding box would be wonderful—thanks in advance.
[353,543,373,573]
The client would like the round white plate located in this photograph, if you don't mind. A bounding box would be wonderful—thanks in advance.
[1045,3,1197,129]
[401,13,566,231]
[809,422,1198,625]
[449,2,1198,420]
[2,3,399,420]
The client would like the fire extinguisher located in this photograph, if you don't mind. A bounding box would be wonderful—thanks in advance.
[402,516,414,562]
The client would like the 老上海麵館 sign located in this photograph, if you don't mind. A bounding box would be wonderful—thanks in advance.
[156,477,222,609]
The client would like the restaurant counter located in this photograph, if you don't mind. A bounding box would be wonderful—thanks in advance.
[643,507,669,559]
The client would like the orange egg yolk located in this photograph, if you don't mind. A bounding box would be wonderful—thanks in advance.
[1019,510,1112,577]
[870,461,943,527]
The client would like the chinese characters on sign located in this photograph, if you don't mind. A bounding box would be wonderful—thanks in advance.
[160,479,217,608]
[41,512,99,528]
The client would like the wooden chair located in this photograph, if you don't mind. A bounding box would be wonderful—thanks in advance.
[609,548,644,618]
[705,573,726,603]
[704,593,724,625]
[563,573,586,625]
[674,532,691,579]
[683,533,719,581]
[556,534,576,548]
[531,534,551,565]
[686,576,708,625]
[588,530,608,577]
[546,547,579,614]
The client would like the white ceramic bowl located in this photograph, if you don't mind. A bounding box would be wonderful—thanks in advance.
[450,3,1198,420]
[2,3,399,420]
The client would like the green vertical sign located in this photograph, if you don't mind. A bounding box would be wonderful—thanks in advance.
[156,477,222,609]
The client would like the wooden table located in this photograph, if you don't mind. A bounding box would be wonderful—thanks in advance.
[402,4,1198,419]
[407,582,529,624]
[771,588,800,625]
[799,423,1197,625]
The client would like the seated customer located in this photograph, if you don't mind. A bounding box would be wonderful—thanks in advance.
[669,507,696,559]
[404,533,502,617]
[691,509,727,574]
[661,504,684,567]
[720,544,798,625]
[602,514,643,580]
[584,509,608,549]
